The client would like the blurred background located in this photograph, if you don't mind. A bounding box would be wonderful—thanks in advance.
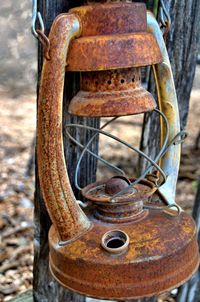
[0,1,200,302]
[0,1,37,96]
[0,1,36,301]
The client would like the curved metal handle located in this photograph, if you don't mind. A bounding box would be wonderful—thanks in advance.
[37,14,91,242]
[147,12,181,205]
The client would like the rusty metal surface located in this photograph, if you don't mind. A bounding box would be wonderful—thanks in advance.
[36,4,199,301]
[81,178,156,204]
[65,3,162,71]
[49,207,199,300]
[69,3,147,36]
[37,14,91,242]
[68,68,156,116]
[104,176,130,195]
[66,32,162,71]
[81,178,155,223]
[101,230,130,254]
[81,68,142,93]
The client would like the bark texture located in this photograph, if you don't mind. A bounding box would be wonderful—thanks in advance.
[138,1,200,302]
[177,179,200,302]
[33,0,99,301]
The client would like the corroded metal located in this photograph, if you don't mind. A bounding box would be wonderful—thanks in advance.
[105,176,130,195]
[37,14,91,242]
[70,3,147,36]
[81,178,156,204]
[66,33,162,71]
[101,230,130,254]
[81,178,155,223]
[66,3,162,71]
[49,204,199,300]
[37,3,199,301]
[67,3,162,117]
[68,68,156,116]
[147,12,181,205]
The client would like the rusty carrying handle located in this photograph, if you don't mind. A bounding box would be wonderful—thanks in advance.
[37,14,91,243]
[147,12,181,205]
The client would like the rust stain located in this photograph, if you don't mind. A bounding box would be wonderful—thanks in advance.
[66,33,162,71]
[69,3,147,37]
[66,3,161,117]
[37,3,199,301]
[68,68,157,117]
[37,14,91,242]
[49,209,199,300]
[66,3,162,71]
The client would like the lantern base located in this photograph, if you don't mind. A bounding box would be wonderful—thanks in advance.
[49,208,199,300]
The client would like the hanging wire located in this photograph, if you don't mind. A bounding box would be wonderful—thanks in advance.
[65,108,169,196]
[113,117,187,200]
[159,0,171,40]
[31,0,45,38]
[168,130,187,146]
[160,0,171,27]
[31,0,50,60]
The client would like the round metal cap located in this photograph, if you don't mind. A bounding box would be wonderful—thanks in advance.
[66,3,162,71]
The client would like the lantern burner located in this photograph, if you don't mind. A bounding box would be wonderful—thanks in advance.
[82,178,155,223]
[82,177,156,204]
[104,176,132,195]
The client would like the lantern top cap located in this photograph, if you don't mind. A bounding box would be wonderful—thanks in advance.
[67,2,162,71]
[69,2,147,37]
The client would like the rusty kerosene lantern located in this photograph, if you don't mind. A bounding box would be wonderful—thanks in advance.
[37,2,199,300]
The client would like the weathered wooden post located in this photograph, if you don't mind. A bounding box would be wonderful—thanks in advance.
[33,0,99,301]
[139,1,200,302]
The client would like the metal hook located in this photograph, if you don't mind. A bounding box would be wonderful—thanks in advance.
[31,0,45,38]
[159,0,171,40]
[31,0,50,60]
[160,0,171,27]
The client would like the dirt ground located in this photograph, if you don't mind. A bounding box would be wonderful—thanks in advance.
[0,67,200,301]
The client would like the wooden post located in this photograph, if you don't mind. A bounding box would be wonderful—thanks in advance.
[176,179,200,302]
[33,1,99,301]
[138,1,200,302]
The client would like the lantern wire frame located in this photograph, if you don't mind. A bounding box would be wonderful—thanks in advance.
[65,108,168,194]
[64,66,186,204]
[65,111,185,216]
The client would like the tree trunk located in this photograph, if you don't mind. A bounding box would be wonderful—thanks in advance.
[33,0,99,301]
